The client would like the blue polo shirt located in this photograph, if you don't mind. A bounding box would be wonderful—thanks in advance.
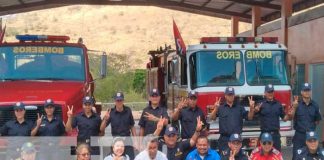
[218,103,248,136]
[72,111,101,140]
[258,99,285,132]
[0,119,33,136]
[294,100,322,133]
[106,106,135,136]
[138,105,169,136]
[186,148,220,160]
[179,106,207,139]
[33,116,65,136]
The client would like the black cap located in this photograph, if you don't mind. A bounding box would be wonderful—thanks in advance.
[229,133,242,142]
[14,102,25,110]
[306,131,318,141]
[114,92,124,101]
[164,125,178,136]
[224,87,235,95]
[265,84,274,92]
[82,96,95,105]
[188,90,197,98]
[301,83,311,91]
[44,99,55,108]
[150,88,160,97]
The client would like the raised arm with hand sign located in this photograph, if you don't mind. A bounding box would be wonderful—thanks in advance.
[248,96,255,111]
[67,105,74,118]
[65,105,74,132]
[210,97,221,120]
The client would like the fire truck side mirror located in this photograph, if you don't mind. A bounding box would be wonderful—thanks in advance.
[171,56,178,85]
[100,52,107,78]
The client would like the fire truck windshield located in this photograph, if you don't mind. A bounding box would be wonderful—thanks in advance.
[189,51,245,88]
[0,46,85,81]
[245,50,288,85]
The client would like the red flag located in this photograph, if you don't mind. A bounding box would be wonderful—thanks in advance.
[0,25,6,44]
[173,20,186,55]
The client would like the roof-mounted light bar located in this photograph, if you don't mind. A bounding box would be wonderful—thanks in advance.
[16,35,70,42]
[200,37,278,44]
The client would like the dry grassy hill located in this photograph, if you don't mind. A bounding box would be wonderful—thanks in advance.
[1,5,250,68]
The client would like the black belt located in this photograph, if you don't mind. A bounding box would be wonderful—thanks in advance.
[261,130,279,134]
[220,133,231,137]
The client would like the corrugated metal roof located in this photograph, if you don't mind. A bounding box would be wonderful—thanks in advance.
[0,0,322,23]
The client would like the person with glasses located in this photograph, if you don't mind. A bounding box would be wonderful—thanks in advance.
[138,88,169,148]
[249,84,292,151]
[76,143,91,160]
[153,116,202,160]
[220,133,249,160]
[100,92,136,159]
[171,90,208,140]
[289,83,322,159]
[250,132,283,160]
[209,87,254,153]
[295,131,324,160]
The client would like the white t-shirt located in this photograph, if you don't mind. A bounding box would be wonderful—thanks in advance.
[134,150,168,160]
[104,154,130,160]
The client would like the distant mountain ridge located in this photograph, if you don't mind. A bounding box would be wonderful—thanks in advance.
[2,5,250,69]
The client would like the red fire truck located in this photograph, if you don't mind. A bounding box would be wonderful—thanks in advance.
[146,37,294,149]
[0,35,107,128]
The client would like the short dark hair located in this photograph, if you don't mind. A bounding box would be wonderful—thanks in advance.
[197,135,209,143]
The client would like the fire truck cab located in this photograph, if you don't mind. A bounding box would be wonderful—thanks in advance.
[146,37,294,150]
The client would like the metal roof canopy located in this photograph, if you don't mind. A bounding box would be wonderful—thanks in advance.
[0,0,323,23]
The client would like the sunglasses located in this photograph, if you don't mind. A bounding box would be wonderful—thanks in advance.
[262,141,272,145]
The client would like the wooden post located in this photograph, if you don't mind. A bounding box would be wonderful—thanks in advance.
[252,6,261,37]
[231,16,239,37]
[281,0,292,46]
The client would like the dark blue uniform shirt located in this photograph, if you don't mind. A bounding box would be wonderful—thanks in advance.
[258,100,285,132]
[218,103,248,135]
[221,148,249,160]
[294,100,322,133]
[158,139,191,160]
[179,106,206,139]
[72,112,101,140]
[296,147,324,160]
[138,105,169,136]
[1,119,33,136]
[106,106,135,136]
[34,116,65,136]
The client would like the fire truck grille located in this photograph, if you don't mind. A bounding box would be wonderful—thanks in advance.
[236,95,264,127]
[0,105,62,127]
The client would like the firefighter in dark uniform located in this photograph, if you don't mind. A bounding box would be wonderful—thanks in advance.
[65,96,102,154]
[139,88,169,148]
[295,131,324,160]
[250,84,291,151]
[31,99,65,160]
[171,90,208,139]
[0,102,34,160]
[290,83,322,159]
[210,87,254,152]
[220,133,249,160]
[154,116,202,160]
[100,92,136,159]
